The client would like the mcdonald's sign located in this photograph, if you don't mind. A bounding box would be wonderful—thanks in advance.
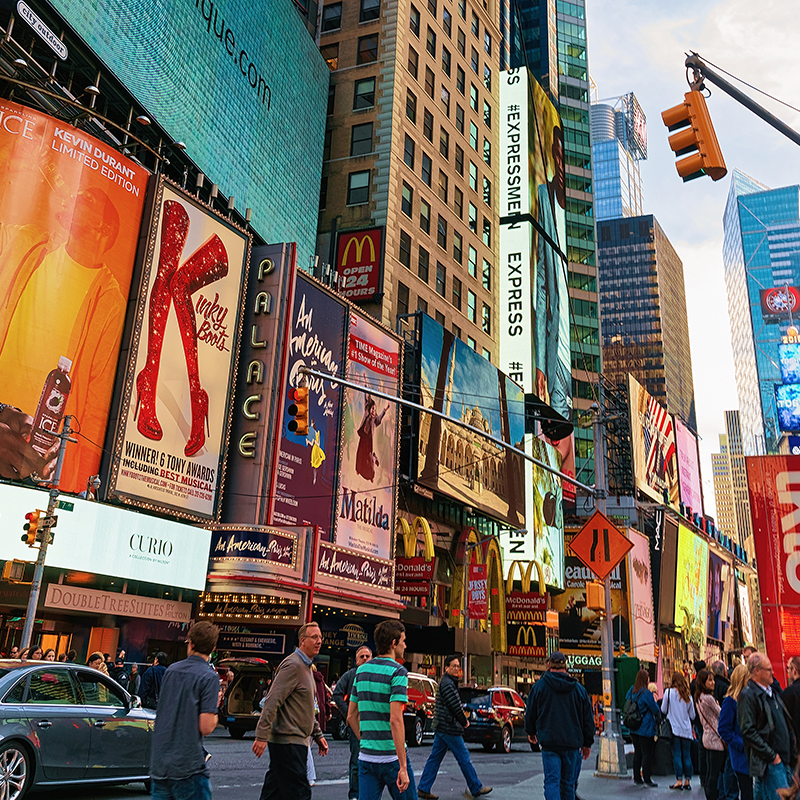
[507,623,546,657]
[336,227,383,303]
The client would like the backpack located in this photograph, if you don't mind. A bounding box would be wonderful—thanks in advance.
[622,693,643,731]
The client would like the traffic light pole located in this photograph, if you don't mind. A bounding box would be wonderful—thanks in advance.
[20,416,75,651]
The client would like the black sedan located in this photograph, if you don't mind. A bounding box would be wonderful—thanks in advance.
[459,685,531,753]
[0,659,154,799]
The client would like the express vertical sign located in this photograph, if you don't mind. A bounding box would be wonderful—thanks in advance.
[336,228,383,303]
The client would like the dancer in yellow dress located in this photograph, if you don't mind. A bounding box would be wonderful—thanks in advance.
[307,421,325,483]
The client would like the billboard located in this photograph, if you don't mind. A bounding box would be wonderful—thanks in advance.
[707,551,726,641]
[737,580,755,648]
[746,455,800,687]
[775,383,800,432]
[779,343,800,384]
[0,99,149,493]
[629,374,679,506]
[674,525,708,651]
[674,417,704,515]
[270,274,347,538]
[627,529,656,663]
[417,313,526,527]
[110,180,249,520]
[335,311,401,559]
[336,228,384,303]
[49,0,329,258]
[761,286,800,320]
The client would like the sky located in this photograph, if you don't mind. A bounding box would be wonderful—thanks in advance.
[585,0,800,516]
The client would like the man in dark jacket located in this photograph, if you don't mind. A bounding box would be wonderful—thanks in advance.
[526,651,593,800]
[139,652,169,710]
[738,652,796,799]
[711,661,731,705]
[417,655,491,800]
[710,661,736,800]
[332,645,372,800]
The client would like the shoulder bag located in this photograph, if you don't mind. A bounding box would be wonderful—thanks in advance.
[659,687,674,740]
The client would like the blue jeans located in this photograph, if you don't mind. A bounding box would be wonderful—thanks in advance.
[358,754,417,800]
[672,736,693,780]
[718,753,738,800]
[754,762,792,800]
[541,748,581,800]
[347,726,360,799]
[418,733,482,796]
[152,773,212,800]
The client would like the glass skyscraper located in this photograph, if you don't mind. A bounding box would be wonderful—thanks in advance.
[723,169,800,455]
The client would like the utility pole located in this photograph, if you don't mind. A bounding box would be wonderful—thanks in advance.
[20,415,75,651]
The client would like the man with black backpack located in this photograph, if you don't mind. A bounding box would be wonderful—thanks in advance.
[139,652,169,710]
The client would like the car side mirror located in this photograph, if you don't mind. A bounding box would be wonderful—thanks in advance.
[129,694,142,709]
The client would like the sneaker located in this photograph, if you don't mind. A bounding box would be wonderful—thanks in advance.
[464,790,493,798]
[418,792,439,800]
[644,782,658,788]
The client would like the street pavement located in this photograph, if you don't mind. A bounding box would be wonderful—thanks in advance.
[43,730,658,800]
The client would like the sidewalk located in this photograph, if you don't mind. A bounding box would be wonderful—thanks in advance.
[501,768,674,800]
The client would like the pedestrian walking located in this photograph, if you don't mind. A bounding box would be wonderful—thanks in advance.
[662,670,697,790]
[696,668,726,800]
[783,657,800,746]
[718,664,753,800]
[417,655,492,799]
[252,621,328,800]
[149,621,222,800]
[710,661,738,800]
[525,650,594,800]
[140,652,169,709]
[625,668,661,787]
[738,652,795,799]
[693,660,709,788]
[347,619,415,800]
[332,645,373,800]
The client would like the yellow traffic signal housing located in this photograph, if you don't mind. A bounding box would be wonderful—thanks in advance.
[585,581,605,611]
[662,90,727,182]
[22,510,42,547]
[287,387,309,436]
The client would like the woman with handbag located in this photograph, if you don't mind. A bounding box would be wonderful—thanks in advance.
[695,668,725,800]
[626,669,662,787]
[661,671,696,790]
[718,664,752,800]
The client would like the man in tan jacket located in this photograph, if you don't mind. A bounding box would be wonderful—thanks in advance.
[252,621,329,799]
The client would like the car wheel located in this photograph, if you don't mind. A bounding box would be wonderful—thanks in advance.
[0,741,31,800]
[496,725,512,754]
[229,727,247,739]
[334,719,347,741]
[408,715,424,747]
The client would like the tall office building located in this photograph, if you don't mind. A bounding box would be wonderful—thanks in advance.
[711,435,736,539]
[504,0,599,483]
[316,0,501,357]
[590,93,646,221]
[597,214,697,430]
[723,169,800,455]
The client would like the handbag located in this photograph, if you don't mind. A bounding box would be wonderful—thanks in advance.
[659,689,674,740]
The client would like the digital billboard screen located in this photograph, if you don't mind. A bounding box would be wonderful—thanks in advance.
[48,0,329,258]
[779,343,800,384]
[674,417,704,515]
[674,525,708,651]
[627,529,655,663]
[775,383,800,432]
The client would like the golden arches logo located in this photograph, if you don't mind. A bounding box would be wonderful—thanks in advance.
[515,625,538,646]
[396,517,434,561]
[341,234,376,266]
[505,560,546,594]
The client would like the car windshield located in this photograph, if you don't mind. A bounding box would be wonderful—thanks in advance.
[459,688,490,706]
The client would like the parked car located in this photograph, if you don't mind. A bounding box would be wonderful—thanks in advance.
[218,657,273,739]
[0,659,155,799]
[459,685,530,753]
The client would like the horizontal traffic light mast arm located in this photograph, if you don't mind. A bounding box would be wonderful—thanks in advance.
[686,53,800,147]
[297,366,596,495]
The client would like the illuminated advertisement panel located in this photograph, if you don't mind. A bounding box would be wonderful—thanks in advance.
[335,311,401,560]
[674,417,704,515]
[627,529,655,662]
[629,374,679,506]
[760,286,800,321]
[707,551,726,641]
[737,580,755,649]
[674,525,708,651]
[335,228,384,303]
[775,383,800,431]
[110,180,250,520]
[49,0,329,257]
[746,455,800,687]
[779,343,800,384]
[0,99,149,493]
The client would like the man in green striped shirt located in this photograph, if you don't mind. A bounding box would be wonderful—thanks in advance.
[347,619,416,799]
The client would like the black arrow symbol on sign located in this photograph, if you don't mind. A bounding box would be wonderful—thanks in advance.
[589,528,610,563]
[590,529,598,562]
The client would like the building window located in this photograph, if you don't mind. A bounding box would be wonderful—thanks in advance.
[457,28,466,56]
[483,137,491,165]
[323,128,332,161]
[353,77,376,109]
[437,216,447,249]
[350,122,373,156]
[456,66,465,94]
[425,67,435,98]
[407,46,418,78]
[406,89,417,122]
[467,336,476,350]
[418,297,428,313]
[420,199,431,233]
[398,282,410,315]
[347,170,370,205]
[458,0,466,19]
[421,153,432,186]
[435,310,446,326]
[358,34,379,64]
[481,303,490,334]
[454,187,463,218]
[452,275,462,309]
[483,64,491,91]
[482,216,491,246]
[438,170,448,202]
[399,230,411,267]
[470,47,479,73]
[455,145,464,175]
[453,232,463,265]
[482,258,491,290]
[436,262,446,296]
[469,161,478,190]
[443,7,452,36]
[467,289,476,323]
[483,99,491,127]
[404,135,416,168]
[469,122,478,150]
[468,202,477,232]
[427,0,436,14]
[470,83,479,110]
[321,43,339,70]
[455,104,464,134]
[439,128,449,159]
[426,26,436,57]
[482,348,491,361]
[410,4,420,35]
[484,30,491,54]
[402,182,413,217]
[453,324,462,339]
[482,176,491,205]
[360,0,380,22]
[321,3,342,32]
[440,86,450,116]
[442,46,451,77]
[327,85,336,115]
[471,10,479,36]
[319,176,328,210]
[468,245,477,277]
[418,246,430,282]
[423,110,434,141]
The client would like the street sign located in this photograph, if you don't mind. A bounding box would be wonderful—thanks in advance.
[570,510,633,581]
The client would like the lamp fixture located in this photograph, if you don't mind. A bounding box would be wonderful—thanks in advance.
[227,196,235,211]
[173,140,186,150]
[12,58,27,69]
[135,114,151,125]
[209,184,218,199]
[84,84,101,96]
[196,172,205,189]
[245,208,252,223]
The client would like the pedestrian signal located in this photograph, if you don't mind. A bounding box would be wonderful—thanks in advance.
[287,387,309,436]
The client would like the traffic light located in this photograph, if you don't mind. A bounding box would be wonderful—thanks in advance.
[662,90,727,182]
[22,510,42,547]
[287,387,309,436]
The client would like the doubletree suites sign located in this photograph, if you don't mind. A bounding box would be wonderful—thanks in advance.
[198,592,301,622]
